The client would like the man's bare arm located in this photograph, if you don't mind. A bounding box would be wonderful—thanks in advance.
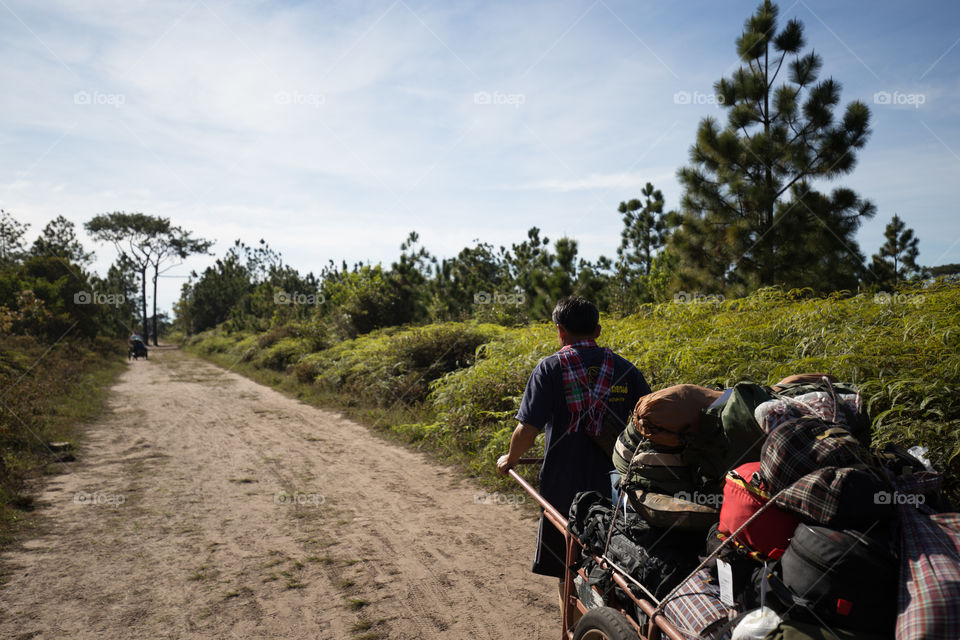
[496,422,539,475]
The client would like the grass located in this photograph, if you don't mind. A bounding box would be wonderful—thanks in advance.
[346,597,370,610]
[188,565,220,582]
[185,283,960,504]
[0,335,126,546]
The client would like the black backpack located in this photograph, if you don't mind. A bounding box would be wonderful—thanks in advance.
[769,523,898,634]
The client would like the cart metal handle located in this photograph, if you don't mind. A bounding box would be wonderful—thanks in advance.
[507,465,566,531]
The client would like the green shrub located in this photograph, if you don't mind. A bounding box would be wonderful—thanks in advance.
[255,336,314,371]
[295,322,503,405]
[188,283,960,502]
[428,283,960,493]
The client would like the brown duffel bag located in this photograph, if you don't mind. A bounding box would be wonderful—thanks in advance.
[633,384,723,448]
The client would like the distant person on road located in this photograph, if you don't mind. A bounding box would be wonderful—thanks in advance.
[496,296,651,610]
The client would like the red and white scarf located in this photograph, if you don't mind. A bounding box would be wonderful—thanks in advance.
[556,340,615,435]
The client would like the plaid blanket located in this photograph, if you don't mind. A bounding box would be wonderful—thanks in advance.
[774,466,891,526]
[556,340,614,435]
[896,504,960,639]
[662,568,735,639]
[774,465,943,528]
[761,416,869,494]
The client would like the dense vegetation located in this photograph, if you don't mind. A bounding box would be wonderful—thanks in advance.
[186,282,960,503]
[0,336,123,542]
[0,211,131,541]
[3,0,959,538]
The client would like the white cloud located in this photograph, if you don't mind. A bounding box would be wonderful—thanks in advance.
[510,169,676,192]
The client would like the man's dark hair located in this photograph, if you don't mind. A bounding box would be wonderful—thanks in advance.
[552,296,599,336]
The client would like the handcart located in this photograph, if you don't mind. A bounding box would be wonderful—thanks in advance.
[128,335,149,360]
[509,459,690,640]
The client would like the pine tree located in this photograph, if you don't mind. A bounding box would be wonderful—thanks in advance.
[869,214,920,287]
[30,215,94,265]
[615,182,674,307]
[617,183,668,277]
[670,0,875,295]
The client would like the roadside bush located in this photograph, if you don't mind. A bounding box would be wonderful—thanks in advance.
[297,323,503,405]
[428,283,960,493]
[0,334,123,538]
[188,283,960,502]
[255,336,313,371]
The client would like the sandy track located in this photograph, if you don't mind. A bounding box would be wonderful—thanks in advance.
[0,347,555,639]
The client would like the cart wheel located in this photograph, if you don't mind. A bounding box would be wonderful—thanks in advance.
[572,607,637,640]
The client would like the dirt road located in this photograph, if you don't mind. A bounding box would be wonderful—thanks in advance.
[0,347,555,639]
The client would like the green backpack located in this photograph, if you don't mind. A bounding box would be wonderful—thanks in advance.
[613,420,697,496]
[684,382,774,487]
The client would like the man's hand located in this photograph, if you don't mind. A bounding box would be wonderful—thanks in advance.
[496,422,539,476]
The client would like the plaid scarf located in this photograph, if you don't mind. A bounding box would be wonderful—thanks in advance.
[556,340,615,435]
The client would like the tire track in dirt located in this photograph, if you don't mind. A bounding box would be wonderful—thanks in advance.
[0,347,555,639]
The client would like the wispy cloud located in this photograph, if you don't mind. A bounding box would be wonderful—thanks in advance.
[509,169,676,192]
[0,0,957,312]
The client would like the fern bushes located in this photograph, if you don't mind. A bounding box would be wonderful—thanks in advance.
[188,282,960,499]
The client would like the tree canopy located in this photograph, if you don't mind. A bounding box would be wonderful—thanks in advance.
[670,0,875,295]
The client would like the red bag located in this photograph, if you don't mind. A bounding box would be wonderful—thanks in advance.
[718,461,799,560]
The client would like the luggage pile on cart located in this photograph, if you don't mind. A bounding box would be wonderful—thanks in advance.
[128,334,148,360]
[510,373,960,640]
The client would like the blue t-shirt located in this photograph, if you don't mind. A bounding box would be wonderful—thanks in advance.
[515,346,651,516]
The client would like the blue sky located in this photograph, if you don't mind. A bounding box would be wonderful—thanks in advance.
[2,0,958,312]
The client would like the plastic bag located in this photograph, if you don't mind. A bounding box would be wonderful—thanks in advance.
[731,606,782,640]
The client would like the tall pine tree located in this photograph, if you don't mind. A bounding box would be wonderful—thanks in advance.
[615,182,673,306]
[30,215,95,266]
[617,183,669,278]
[670,0,874,295]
